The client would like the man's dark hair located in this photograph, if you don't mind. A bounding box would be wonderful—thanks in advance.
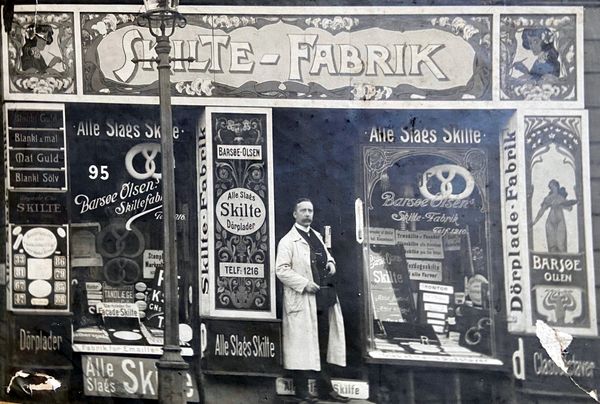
[294,197,312,211]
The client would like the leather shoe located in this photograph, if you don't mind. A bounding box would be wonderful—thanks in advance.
[295,394,318,403]
[319,390,351,402]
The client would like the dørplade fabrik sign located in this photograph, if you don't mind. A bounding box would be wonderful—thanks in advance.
[502,111,597,337]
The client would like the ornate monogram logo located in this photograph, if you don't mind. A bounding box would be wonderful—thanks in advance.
[125,143,162,180]
[419,164,475,201]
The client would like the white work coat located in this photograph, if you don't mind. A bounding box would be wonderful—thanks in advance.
[275,226,346,370]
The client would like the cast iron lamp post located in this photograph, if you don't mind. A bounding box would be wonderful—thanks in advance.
[134,1,193,402]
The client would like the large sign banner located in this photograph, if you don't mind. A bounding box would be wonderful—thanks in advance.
[502,110,597,336]
[205,108,275,319]
[1,6,584,107]
[80,13,490,101]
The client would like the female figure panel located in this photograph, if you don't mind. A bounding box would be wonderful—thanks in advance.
[21,24,61,73]
[532,179,577,253]
[512,28,561,81]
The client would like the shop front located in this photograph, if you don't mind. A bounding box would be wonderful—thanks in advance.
[1,3,599,403]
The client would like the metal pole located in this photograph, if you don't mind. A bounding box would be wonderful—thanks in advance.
[154,33,189,404]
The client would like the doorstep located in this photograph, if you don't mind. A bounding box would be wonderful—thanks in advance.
[279,398,375,404]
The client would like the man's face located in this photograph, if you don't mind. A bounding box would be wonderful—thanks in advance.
[293,201,313,227]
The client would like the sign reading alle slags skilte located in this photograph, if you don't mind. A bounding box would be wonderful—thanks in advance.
[82,355,199,401]
[502,111,597,336]
[205,108,276,319]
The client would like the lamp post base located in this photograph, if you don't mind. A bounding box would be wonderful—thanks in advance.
[157,345,190,403]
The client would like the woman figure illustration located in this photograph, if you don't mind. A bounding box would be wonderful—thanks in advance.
[512,28,560,81]
[532,179,577,253]
[21,24,62,73]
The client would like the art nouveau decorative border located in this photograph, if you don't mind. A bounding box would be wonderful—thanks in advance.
[204,107,276,319]
[502,109,596,336]
[1,5,584,109]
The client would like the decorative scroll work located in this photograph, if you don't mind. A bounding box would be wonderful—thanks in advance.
[500,15,577,101]
[77,11,491,100]
[212,114,271,312]
[363,147,489,213]
[525,115,594,333]
[503,112,597,336]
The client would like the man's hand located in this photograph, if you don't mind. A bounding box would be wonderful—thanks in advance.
[304,281,320,294]
[326,261,336,276]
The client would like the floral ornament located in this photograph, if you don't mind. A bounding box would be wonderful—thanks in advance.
[304,16,358,31]
[175,79,214,96]
[201,15,256,29]
[514,82,562,100]
[226,119,243,134]
[431,16,481,42]
[250,167,263,181]
[216,277,268,309]
[217,167,231,181]
[351,83,392,101]
[91,14,118,36]
[13,12,71,26]
[14,73,73,94]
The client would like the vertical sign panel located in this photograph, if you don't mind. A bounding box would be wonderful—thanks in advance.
[502,110,596,336]
[524,112,596,336]
[5,103,70,314]
[206,108,275,319]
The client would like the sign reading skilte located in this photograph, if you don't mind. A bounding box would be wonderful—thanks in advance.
[8,192,68,224]
[206,108,276,319]
[81,12,492,101]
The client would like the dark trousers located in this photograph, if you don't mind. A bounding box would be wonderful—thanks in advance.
[292,307,334,397]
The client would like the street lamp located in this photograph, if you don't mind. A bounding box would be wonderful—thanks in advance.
[134,1,193,402]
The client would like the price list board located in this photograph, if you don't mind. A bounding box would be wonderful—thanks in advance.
[6,104,67,191]
[4,103,70,313]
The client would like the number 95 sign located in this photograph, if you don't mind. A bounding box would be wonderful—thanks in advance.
[89,165,109,180]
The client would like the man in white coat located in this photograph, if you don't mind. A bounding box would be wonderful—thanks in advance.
[276,198,349,403]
